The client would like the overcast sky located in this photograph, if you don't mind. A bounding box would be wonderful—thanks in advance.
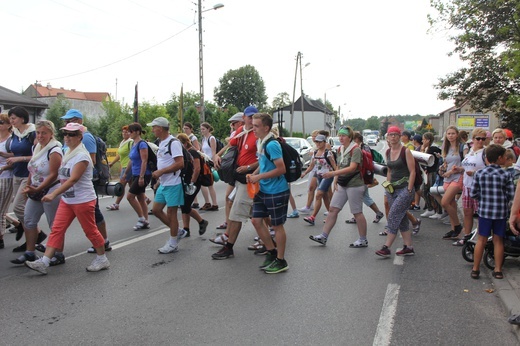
[3,0,463,120]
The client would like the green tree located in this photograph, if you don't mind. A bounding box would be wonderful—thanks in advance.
[213,65,268,110]
[44,95,71,143]
[429,0,520,133]
[365,116,380,131]
[102,100,133,147]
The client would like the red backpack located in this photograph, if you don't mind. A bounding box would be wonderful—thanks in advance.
[359,144,375,185]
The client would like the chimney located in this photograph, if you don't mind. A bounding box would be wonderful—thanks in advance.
[46,83,52,89]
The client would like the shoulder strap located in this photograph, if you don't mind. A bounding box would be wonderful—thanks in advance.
[459,143,464,159]
[264,137,276,160]
[47,145,59,161]
[5,134,13,153]
[165,138,176,156]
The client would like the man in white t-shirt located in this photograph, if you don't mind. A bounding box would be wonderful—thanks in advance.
[148,117,185,254]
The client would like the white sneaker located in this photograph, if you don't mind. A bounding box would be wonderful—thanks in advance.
[86,257,110,272]
[430,212,447,219]
[439,213,449,221]
[177,228,187,240]
[158,241,178,254]
[25,258,48,275]
[299,207,312,214]
[133,220,150,230]
[443,219,451,225]
[209,233,228,245]
[420,210,436,217]
[324,211,329,216]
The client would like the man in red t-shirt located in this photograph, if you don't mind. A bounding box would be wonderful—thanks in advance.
[211,106,259,259]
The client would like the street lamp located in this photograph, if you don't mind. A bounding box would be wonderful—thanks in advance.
[324,84,340,135]
[198,1,224,123]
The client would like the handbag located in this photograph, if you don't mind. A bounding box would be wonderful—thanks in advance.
[218,146,238,184]
[27,181,60,201]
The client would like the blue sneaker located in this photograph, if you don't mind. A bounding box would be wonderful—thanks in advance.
[287,210,299,218]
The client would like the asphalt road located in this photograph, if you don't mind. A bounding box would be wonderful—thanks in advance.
[0,142,518,345]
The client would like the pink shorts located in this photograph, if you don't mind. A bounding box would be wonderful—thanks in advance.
[462,186,478,211]
[443,175,463,192]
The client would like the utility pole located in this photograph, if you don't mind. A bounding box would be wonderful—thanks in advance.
[198,0,205,123]
[289,52,300,137]
[300,56,306,137]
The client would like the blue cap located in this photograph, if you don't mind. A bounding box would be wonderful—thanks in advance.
[61,109,83,120]
[244,106,258,116]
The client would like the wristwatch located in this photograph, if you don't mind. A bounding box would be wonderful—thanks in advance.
[247,165,251,171]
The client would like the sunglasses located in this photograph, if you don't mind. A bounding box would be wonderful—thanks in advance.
[62,132,79,137]
[474,137,486,141]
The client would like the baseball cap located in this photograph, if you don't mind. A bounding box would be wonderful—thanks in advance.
[412,134,423,143]
[60,122,85,132]
[314,134,327,142]
[505,129,514,139]
[146,117,169,127]
[61,109,83,120]
[387,126,401,135]
[228,112,244,122]
[244,106,258,116]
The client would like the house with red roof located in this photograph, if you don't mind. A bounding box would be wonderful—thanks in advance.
[23,83,111,120]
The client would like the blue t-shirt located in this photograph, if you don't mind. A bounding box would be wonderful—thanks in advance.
[129,140,151,176]
[10,132,35,178]
[258,139,289,194]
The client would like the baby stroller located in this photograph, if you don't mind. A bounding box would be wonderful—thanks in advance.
[461,228,478,263]
[483,229,520,270]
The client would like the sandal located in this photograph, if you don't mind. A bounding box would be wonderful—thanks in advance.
[248,241,264,250]
[216,222,227,230]
[106,204,119,211]
[373,212,384,223]
[200,203,212,211]
[378,231,388,236]
[471,270,480,279]
[492,271,504,279]
[345,217,357,224]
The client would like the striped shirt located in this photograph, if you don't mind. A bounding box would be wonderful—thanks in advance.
[470,164,515,219]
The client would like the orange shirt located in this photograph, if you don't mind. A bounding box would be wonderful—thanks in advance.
[230,126,258,166]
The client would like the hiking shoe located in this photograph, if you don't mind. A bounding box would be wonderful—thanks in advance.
[87,241,112,254]
[303,215,315,225]
[264,258,289,274]
[158,241,178,254]
[298,207,312,214]
[412,218,421,235]
[373,212,384,223]
[375,246,391,258]
[49,253,66,266]
[259,252,277,270]
[25,258,48,275]
[10,252,37,264]
[86,256,110,272]
[199,220,209,235]
[133,220,150,230]
[420,210,436,217]
[349,239,368,248]
[209,205,219,211]
[212,246,234,259]
[309,234,327,245]
[396,245,415,256]
[287,210,299,218]
[442,230,459,240]
[209,233,228,245]
[200,203,212,211]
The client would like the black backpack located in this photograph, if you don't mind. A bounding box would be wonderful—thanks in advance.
[166,138,194,186]
[215,137,225,154]
[265,137,302,183]
[93,135,111,186]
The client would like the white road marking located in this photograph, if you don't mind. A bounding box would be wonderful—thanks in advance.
[65,227,170,260]
[373,283,400,346]
[393,255,404,266]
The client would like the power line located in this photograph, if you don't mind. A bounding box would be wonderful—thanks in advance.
[41,23,196,82]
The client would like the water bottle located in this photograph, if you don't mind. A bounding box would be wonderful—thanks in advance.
[289,160,296,176]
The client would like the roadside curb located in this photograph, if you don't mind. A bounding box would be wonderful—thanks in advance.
[494,275,520,339]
